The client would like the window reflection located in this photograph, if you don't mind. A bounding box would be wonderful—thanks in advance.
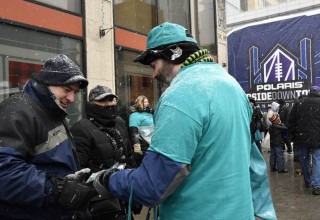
[9,59,43,92]
[114,0,157,34]
[31,0,81,14]
[114,0,191,33]
[115,49,158,122]
[194,0,218,56]
[157,0,191,29]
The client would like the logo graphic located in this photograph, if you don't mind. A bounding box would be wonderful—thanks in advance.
[170,46,182,61]
[246,38,313,109]
[250,38,312,87]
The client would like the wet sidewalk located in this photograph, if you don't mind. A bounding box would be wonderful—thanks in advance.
[263,149,320,220]
[135,149,320,220]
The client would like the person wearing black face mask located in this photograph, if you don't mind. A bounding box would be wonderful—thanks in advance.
[70,85,139,220]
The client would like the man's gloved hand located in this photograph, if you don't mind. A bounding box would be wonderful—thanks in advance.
[93,165,119,197]
[65,168,91,181]
[51,170,97,210]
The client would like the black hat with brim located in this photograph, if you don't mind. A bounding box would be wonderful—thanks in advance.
[134,42,200,65]
[89,85,118,102]
[133,49,161,65]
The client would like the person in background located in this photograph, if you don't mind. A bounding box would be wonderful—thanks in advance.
[129,95,154,166]
[277,99,292,154]
[70,85,139,219]
[94,22,276,219]
[0,54,96,220]
[290,94,307,165]
[263,104,272,134]
[260,104,273,152]
[268,102,288,173]
[289,86,320,195]
[249,97,263,153]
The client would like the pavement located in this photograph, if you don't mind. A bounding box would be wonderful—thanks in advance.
[134,148,320,220]
[263,149,320,220]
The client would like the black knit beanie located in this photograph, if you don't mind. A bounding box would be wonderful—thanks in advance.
[36,54,88,89]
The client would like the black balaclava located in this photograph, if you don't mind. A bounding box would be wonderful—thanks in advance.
[86,103,119,127]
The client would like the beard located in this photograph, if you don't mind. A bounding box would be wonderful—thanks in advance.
[156,60,175,94]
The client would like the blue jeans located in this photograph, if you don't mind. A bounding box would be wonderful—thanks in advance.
[299,147,320,188]
[270,146,285,171]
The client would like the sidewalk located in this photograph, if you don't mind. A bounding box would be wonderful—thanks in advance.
[262,149,320,220]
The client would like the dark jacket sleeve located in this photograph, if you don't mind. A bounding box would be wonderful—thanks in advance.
[288,103,297,140]
[272,123,287,131]
[109,151,190,207]
[70,120,94,168]
[279,105,291,126]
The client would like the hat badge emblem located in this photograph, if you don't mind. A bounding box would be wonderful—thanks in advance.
[170,46,182,61]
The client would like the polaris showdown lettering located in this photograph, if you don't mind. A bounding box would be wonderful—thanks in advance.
[248,82,308,102]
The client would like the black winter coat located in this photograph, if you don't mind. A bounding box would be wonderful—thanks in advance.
[70,104,135,172]
[289,92,320,148]
[269,123,287,148]
[70,103,139,219]
[278,104,290,126]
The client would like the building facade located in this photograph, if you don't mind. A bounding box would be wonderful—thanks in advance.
[0,0,227,125]
[226,0,320,30]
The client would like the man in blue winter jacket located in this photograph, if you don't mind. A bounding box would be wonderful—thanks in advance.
[0,54,96,220]
[95,22,277,220]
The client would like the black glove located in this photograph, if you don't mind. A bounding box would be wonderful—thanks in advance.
[93,165,120,198]
[65,168,91,182]
[51,174,97,210]
[97,168,117,189]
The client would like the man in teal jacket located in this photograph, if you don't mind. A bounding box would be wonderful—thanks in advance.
[96,22,276,220]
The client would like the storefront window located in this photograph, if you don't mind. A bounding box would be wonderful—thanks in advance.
[30,0,81,14]
[157,0,191,29]
[0,23,84,125]
[115,49,158,122]
[114,0,157,34]
[193,0,218,56]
